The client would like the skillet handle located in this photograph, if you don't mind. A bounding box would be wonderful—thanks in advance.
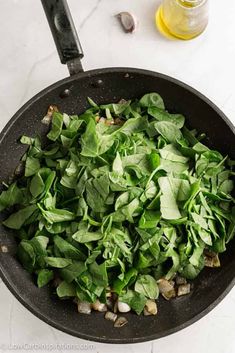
[41,0,84,75]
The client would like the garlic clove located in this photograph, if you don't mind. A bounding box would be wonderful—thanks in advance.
[117,300,131,313]
[116,12,138,33]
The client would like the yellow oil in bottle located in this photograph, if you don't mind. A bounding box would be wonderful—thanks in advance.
[156,0,209,40]
[179,0,199,8]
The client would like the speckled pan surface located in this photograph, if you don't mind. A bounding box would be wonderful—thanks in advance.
[0,68,235,343]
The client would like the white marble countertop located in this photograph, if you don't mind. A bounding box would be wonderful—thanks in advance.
[0,0,235,352]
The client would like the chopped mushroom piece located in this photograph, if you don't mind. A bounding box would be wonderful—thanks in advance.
[177,284,191,297]
[105,311,117,322]
[143,300,158,316]
[77,301,91,314]
[114,316,128,327]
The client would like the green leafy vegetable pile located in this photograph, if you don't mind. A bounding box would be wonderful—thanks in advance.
[1,93,235,315]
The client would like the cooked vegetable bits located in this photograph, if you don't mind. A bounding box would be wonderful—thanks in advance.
[0,93,234,321]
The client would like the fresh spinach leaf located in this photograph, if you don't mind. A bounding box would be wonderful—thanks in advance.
[0,183,24,211]
[56,281,76,297]
[134,274,159,299]
[3,205,38,229]
[47,112,64,141]
[139,93,165,109]
[37,269,54,288]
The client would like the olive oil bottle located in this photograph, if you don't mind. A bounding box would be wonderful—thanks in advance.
[156,0,209,40]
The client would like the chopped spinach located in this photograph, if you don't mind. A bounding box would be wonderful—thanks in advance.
[1,93,234,314]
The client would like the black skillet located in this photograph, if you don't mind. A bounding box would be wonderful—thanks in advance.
[0,0,235,344]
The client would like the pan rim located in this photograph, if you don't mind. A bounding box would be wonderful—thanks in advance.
[1,66,234,141]
[0,66,235,343]
[0,261,235,344]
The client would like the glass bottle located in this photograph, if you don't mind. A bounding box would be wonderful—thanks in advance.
[156,0,209,40]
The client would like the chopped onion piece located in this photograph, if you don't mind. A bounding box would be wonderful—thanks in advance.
[0,245,8,253]
[114,316,128,327]
[204,254,221,268]
[42,105,58,125]
[157,278,174,293]
[177,284,191,297]
[175,276,187,285]
[161,289,176,301]
[144,300,158,316]
[77,301,91,314]
[105,311,117,322]
[92,300,107,312]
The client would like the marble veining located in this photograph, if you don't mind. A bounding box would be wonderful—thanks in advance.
[0,0,235,352]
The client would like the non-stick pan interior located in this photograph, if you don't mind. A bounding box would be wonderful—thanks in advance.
[0,68,235,343]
